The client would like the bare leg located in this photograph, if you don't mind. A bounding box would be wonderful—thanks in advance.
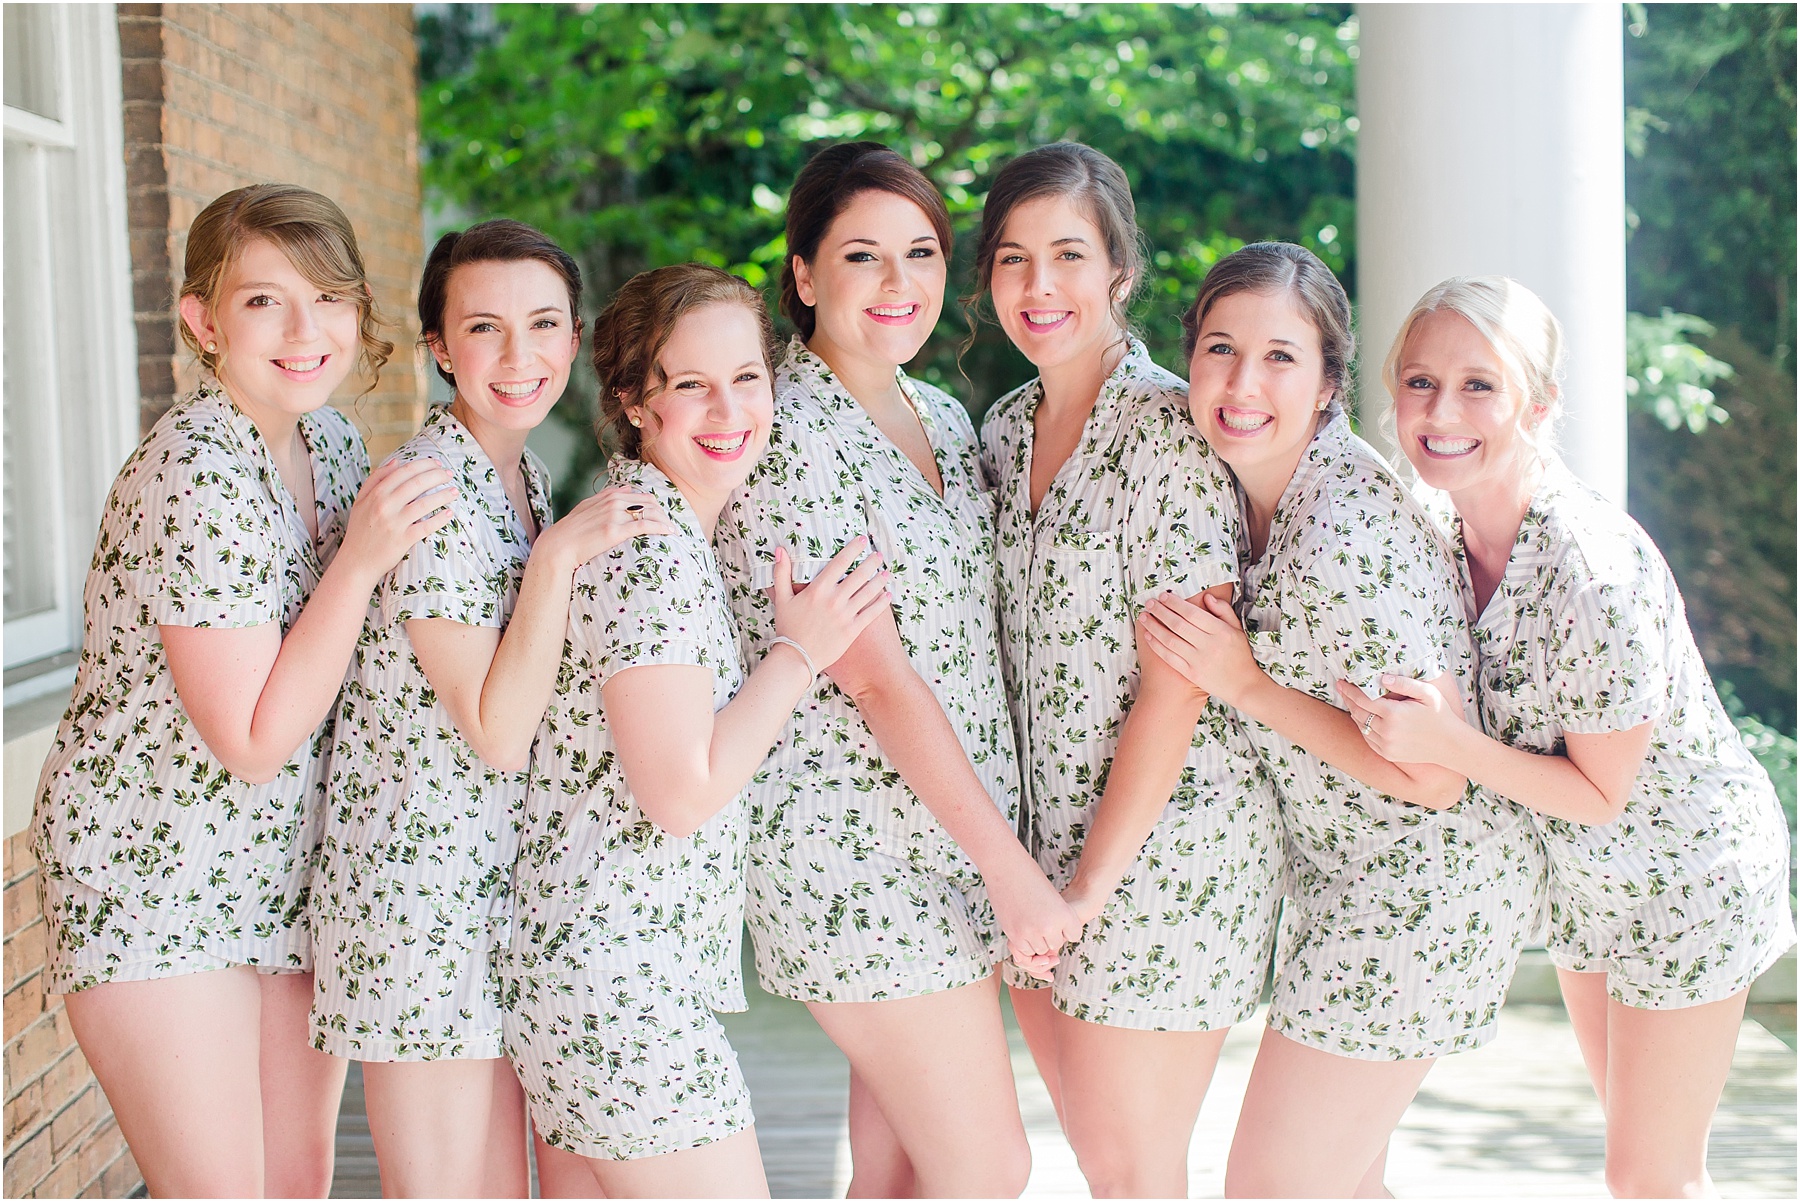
[478,1057,531,1197]
[536,1123,607,1198]
[258,972,348,1197]
[583,1127,768,1198]
[62,966,268,1197]
[846,1067,916,1198]
[807,974,1032,1198]
[1351,1143,1391,1199]
[363,1057,514,1196]
[1224,1028,1435,1198]
[1052,1010,1228,1197]
[1007,984,1066,1128]
[1558,968,1613,1109]
[1601,989,1747,1199]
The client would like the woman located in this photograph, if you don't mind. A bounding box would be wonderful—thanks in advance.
[309,220,668,1196]
[502,263,889,1197]
[1137,242,1545,1196]
[30,183,455,1196]
[712,141,1080,1197]
[974,142,1282,1197]
[1339,275,1794,1197]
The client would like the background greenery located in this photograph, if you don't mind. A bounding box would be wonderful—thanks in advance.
[417,3,1794,776]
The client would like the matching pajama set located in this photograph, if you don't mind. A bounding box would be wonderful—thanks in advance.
[1240,413,1546,1060]
[31,382,366,993]
[502,458,754,1160]
[1457,459,1794,1008]
[308,406,554,1061]
[713,337,1022,1003]
[981,341,1283,1030]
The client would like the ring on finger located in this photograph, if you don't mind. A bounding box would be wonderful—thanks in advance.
[626,503,645,522]
[1361,714,1375,736]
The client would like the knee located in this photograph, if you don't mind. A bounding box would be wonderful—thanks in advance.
[266,1143,336,1198]
[982,1136,1033,1198]
[1069,1127,1168,1198]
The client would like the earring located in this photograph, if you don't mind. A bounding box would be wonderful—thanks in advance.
[440,361,453,373]
[205,341,218,353]
[628,413,642,428]
[1316,398,1331,411]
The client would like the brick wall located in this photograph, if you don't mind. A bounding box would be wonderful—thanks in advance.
[118,2,427,459]
[3,834,138,1199]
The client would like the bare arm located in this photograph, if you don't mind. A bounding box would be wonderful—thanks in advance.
[822,604,1082,968]
[409,488,673,772]
[1338,674,1652,824]
[1140,591,1469,810]
[163,458,456,783]
[609,543,889,838]
[1062,584,1230,924]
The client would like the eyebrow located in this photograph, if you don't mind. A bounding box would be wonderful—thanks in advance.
[232,281,286,291]
[839,235,940,248]
[995,236,1092,250]
[1200,330,1301,348]
[459,307,565,321]
[667,361,766,376]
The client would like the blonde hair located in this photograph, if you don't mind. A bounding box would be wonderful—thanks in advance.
[1382,276,1564,451]
[179,183,394,395]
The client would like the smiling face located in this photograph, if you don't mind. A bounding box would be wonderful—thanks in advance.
[1392,308,1542,501]
[430,258,580,446]
[989,193,1124,377]
[1186,287,1336,493]
[179,237,360,424]
[633,302,775,526]
[792,188,946,372]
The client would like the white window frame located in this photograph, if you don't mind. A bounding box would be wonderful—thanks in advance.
[3,4,139,703]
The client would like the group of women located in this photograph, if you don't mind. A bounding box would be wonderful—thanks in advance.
[29,138,1792,1200]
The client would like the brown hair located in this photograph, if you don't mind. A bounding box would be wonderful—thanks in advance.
[591,263,780,459]
[966,142,1146,341]
[418,219,584,390]
[179,183,392,395]
[779,141,953,339]
[1181,241,1355,410]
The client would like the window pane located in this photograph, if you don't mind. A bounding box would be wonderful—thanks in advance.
[3,5,62,121]
[4,141,62,625]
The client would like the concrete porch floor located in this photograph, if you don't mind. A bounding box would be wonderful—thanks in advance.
[327,987,1795,1198]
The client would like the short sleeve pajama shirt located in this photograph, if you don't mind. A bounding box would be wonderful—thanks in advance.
[1457,459,1793,1009]
[32,382,366,993]
[713,338,1022,1004]
[980,341,1283,1031]
[502,458,753,1160]
[1240,414,1546,1060]
[309,406,554,1060]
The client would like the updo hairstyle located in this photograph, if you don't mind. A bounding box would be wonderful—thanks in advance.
[418,218,584,391]
[591,263,780,460]
[179,183,393,394]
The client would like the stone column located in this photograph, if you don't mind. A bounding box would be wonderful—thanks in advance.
[1356,3,1626,502]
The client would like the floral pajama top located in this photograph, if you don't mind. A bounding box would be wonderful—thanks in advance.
[506,457,748,1013]
[713,338,1021,999]
[1237,413,1540,909]
[308,406,553,1055]
[1456,458,1794,1004]
[32,382,365,983]
[981,341,1282,1028]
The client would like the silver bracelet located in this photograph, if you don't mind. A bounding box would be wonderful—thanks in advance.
[768,635,818,680]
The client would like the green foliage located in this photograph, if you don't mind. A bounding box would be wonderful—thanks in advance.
[1623,309,1733,433]
[1624,5,1796,732]
[416,3,1356,509]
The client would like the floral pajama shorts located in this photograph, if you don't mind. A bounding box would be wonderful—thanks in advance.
[39,875,307,994]
[309,913,506,1060]
[746,830,1003,1003]
[502,965,753,1161]
[1004,790,1283,1031]
[1546,864,1796,1009]
[1266,875,1541,1061]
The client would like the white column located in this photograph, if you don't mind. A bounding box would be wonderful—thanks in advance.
[1356,3,1626,503]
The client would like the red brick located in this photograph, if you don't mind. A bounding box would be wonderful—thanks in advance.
[6,1013,62,1091]
[4,834,36,884]
[4,1080,43,1144]
[6,876,41,933]
[48,1086,95,1156]
[35,1155,77,1199]
[41,1047,88,1112]
[5,919,47,990]
[75,1115,124,1188]
[100,1143,140,1197]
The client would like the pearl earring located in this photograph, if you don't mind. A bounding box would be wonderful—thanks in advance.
[205,341,218,353]
[628,413,642,428]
